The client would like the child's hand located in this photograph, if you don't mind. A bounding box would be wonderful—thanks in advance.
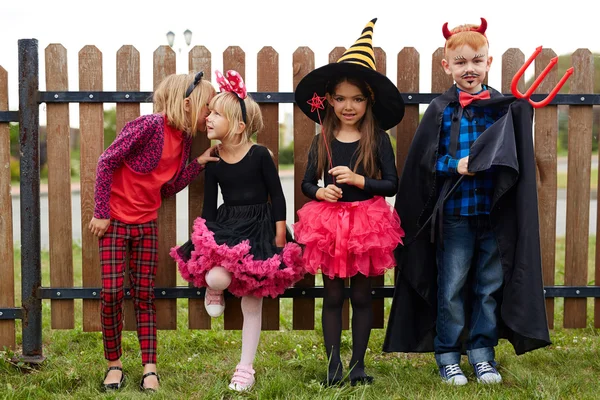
[328,166,361,186]
[275,236,286,248]
[197,144,221,165]
[89,218,110,238]
[317,184,343,202]
[457,157,475,176]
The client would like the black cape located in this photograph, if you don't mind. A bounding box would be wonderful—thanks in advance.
[383,85,551,355]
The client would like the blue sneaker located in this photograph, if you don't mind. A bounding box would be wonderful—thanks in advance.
[473,361,502,384]
[439,363,468,385]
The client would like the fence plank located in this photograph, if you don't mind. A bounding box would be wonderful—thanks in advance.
[46,44,75,329]
[0,66,15,349]
[79,46,104,331]
[371,47,387,329]
[596,64,600,328]
[293,47,315,330]
[153,46,178,330]
[223,46,245,330]
[396,47,420,177]
[396,47,419,293]
[432,48,453,93]
[116,45,141,331]
[564,49,594,328]
[257,46,280,331]
[188,46,212,330]
[531,49,557,329]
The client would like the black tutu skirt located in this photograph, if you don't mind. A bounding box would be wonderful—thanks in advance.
[171,203,305,298]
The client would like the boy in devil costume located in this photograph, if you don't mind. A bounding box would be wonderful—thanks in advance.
[383,18,552,385]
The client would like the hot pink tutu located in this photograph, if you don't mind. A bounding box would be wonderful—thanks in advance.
[170,204,305,298]
[293,196,404,279]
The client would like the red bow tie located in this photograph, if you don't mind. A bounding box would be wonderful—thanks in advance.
[459,90,491,108]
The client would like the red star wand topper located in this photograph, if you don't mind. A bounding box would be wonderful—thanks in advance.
[307,92,326,113]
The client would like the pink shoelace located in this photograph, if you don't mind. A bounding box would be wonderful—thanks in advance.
[205,289,224,306]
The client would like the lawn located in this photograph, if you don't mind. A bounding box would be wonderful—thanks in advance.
[1,239,599,399]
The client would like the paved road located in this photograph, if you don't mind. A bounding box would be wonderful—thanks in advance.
[10,174,597,249]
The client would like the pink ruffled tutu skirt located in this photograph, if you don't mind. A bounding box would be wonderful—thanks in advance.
[293,196,404,279]
[170,203,305,298]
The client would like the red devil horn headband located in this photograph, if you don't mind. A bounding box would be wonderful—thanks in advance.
[442,17,487,39]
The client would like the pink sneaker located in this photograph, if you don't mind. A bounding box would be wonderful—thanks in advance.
[204,288,225,317]
[228,364,255,392]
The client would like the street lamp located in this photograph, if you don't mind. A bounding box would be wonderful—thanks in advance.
[166,31,175,48]
[166,30,193,53]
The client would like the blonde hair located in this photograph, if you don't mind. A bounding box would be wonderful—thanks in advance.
[153,73,216,136]
[444,24,489,54]
[209,92,264,146]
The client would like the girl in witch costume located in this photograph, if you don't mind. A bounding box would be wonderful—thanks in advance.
[293,18,405,386]
[170,70,304,392]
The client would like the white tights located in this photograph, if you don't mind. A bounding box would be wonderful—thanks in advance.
[205,266,263,366]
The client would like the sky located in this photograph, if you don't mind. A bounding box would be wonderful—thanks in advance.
[1,0,598,126]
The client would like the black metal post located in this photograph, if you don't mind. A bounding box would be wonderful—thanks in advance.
[18,38,44,363]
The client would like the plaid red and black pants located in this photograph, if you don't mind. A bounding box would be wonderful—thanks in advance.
[100,219,158,365]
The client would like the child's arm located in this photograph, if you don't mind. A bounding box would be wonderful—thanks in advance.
[200,164,218,222]
[363,132,397,196]
[261,147,287,246]
[161,144,220,198]
[328,132,398,197]
[93,114,160,220]
[301,135,342,202]
[437,155,473,176]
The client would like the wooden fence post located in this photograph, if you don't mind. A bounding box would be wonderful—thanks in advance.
[258,46,281,331]
[223,46,246,331]
[564,49,594,328]
[46,44,75,330]
[0,65,15,350]
[80,45,104,331]
[293,46,315,330]
[188,46,212,330]
[116,45,141,331]
[154,45,178,330]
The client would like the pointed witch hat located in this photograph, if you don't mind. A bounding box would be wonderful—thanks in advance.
[294,18,404,130]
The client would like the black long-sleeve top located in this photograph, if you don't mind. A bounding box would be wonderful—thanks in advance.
[202,144,286,222]
[301,130,398,202]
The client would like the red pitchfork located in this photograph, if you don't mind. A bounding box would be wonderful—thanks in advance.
[511,46,574,108]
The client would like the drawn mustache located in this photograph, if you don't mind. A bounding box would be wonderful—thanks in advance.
[461,73,480,79]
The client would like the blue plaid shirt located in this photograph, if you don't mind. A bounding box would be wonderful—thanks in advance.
[436,86,505,216]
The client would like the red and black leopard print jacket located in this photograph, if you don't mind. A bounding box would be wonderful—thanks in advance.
[93,113,204,219]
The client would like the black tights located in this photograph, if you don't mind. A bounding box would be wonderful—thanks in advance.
[322,273,373,381]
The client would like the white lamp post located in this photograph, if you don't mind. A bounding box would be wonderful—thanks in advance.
[166,30,193,73]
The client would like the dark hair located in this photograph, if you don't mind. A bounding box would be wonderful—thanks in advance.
[315,76,380,179]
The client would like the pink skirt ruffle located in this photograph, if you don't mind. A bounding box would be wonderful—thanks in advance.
[293,196,404,279]
[170,217,305,298]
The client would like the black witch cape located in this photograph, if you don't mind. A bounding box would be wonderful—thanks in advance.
[383,85,551,355]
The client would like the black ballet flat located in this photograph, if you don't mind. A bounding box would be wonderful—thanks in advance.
[139,371,160,392]
[321,376,345,387]
[102,366,125,391]
[350,375,374,386]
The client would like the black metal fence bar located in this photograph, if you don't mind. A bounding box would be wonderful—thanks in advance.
[0,308,23,320]
[36,92,600,105]
[18,38,44,363]
[34,285,600,302]
[0,111,19,122]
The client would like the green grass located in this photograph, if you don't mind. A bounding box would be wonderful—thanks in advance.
[2,239,600,399]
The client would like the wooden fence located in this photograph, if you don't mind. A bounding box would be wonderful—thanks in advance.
[0,41,598,357]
